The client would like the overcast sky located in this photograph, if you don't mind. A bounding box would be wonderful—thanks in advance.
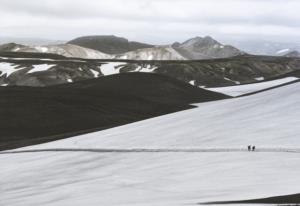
[1,0,300,44]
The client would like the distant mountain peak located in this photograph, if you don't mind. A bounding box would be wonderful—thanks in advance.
[173,36,243,59]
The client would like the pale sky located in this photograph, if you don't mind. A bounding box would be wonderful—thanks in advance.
[1,0,300,44]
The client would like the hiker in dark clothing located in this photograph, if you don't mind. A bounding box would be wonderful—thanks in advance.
[248,145,251,151]
[252,146,256,151]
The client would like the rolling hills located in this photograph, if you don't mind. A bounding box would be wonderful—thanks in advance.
[1,52,300,87]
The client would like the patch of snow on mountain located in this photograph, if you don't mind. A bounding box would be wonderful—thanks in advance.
[132,65,157,73]
[147,55,153,60]
[189,80,196,86]
[276,48,290,54]
[35,46,49,53]
[90,69,100,77]
[27,64,55,73]
[207,77,298,97]
[99,62,125,76]
[0,63,23,77]
[118,46,186,60]
[13,47,20,52]
[224,77,240,85]
[255,77,265,81]
[67,78,73,83]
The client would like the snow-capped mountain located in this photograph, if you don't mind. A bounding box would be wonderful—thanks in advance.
[1,81,299,206]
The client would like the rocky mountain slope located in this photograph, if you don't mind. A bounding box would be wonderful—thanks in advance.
[0,35,244,60]
[1,52,300,87]
[66,35,243,60]
[172,36,243,59]
[115,46,186,60]
[16,44,113,59]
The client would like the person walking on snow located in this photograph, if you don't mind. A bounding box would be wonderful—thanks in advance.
[252,146,256,151]
[248,145,251,151]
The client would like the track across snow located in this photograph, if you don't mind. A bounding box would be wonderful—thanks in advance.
[2,147,300,154]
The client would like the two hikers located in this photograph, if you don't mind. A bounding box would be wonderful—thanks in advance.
[248,145,256,151]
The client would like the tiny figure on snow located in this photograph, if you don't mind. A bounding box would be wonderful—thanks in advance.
[248,145,251,151]
[252,146,256,151]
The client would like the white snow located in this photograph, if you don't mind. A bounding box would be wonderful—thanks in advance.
[99,62,126,76]
[119,46,186,60]
[23,81,300,149]
[0,83,8,86]
[189,80,196,86]
[1,82,300,205]
[13,47,20,52]
[132,64,157,73]
[0,62,24,77]
[276,48,290,54]
[27,64,55,74]
[90,69,100,77]
[207,77,299,96]
[255,77,265,81]
[35,46,49,53]
[147,55,153,60]
[224,77,240,85]
[67,78,73,83]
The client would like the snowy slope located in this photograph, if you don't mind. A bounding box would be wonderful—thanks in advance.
[117,46,186,60]
[205,77,299,96]
[1,83,300,206]
[21,82,300,149]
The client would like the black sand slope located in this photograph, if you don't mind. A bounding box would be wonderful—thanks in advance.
[0,73,229,151]
[200,193,300,205]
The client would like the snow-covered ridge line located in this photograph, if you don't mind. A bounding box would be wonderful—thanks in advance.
[205,77,299,96]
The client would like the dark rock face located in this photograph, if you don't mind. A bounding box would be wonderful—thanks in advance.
[68,35,154,54]
[0,72,229,150]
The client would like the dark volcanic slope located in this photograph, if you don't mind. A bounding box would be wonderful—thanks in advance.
[201,193,300,205]
[68,35,154,54]
[0,73,228,151]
